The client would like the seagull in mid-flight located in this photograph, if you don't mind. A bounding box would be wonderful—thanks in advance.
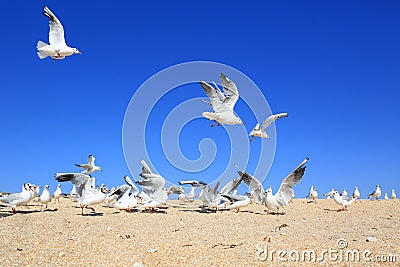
[37,6,81,61]
[200,73,244,127]
[249,113,288,141]
[75,155,103,176]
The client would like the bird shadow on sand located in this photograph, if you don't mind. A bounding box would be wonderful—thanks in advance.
[81,212,104,217]
[0,209,42,217]
[139,209,167,214]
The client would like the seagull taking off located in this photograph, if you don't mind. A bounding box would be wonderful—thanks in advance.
[241,158,309,215]
[368,185,381,200]
[108,176,139,212]
[200,73,244,127]
[136,160,168,212]
[249,113,288,141]
[75,155,103,176]
[37,6,81,60]
[54,173,108,215]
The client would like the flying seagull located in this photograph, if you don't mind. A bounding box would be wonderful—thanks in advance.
[200,73,244,127]
[75,155,103,176]
[37,6,81,61]
[249,113,288,141]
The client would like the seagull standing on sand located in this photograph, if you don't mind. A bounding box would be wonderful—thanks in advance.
[53,184,62,203]
[136,160,168,212]
[391,189,397,199]
[54,173,108,215]
[37,6,81,60]
[368,185,381,200]
[39,185,51,209]
[352,186,360,201]
[221,194,251,213]
[0,183,35,214]
[333,191,356,211]
[384,193,389,200]
[200,73,244,127]
[341,189,348,197]
[75,155,103,176]
[323,188,335,199]
[249,113,288,141]
[241,158,309,214]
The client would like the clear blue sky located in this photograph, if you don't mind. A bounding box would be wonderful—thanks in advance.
[1,1,399,198]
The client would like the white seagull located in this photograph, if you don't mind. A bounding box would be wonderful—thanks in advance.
[38,185,51,209]
[241,158,309,214]
[136,160,168,212]
[249,113,288,141]
[323,188,335,199]
[341,189,348,197]
[391,189,397,199]
[0,183,35,214]
[200,73,244,127]
[108,176,139,212]
[37,6,81,60]
[53,184,62,203]
[352,186,360,201]
[75,155,103,176]
[54,173,108,215]
[221,194,251,213]
[368,185,381,200]
[333,191,356,211]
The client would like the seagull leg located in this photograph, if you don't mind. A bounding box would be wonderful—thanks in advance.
[211,120,216,127]
[81,207,85,216]
[217,122,220,126]
[12,208,16,215]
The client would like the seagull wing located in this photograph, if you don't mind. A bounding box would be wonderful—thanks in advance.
[139,160,152,177]
[274,158,309,206]
[239,171,265,205]
[108,184,130,200]
[43,6,66,46]
[199,81,225,112]
[220,73,239,111]
[220,176,243,195]
[54,173,91,197]
[136,173,165,195]
[261,113,289,130]
[87,155,95,167]
[124,175,140,196]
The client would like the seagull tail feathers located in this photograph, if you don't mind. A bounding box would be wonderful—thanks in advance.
[36,41,49,59]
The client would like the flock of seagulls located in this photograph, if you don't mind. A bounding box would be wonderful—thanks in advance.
[1,6,397,217]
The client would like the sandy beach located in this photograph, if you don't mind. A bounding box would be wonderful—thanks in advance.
[0,198,399,266]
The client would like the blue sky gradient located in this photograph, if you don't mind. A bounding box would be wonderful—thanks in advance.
[1,1,399,198]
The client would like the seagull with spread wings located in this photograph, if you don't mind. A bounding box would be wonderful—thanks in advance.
[74,155,103,176]
[135,160,169,212]
[241,158,309,214]
[108,176,139,212]
[249,113,288,141]
[200,73,244,127]
[54,173,108,215]
[37,6,81,61]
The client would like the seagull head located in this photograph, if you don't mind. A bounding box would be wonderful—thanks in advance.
[73,48,81,54]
